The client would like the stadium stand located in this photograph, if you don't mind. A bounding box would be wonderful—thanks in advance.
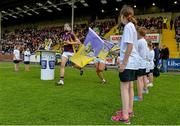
[0,14,180,62]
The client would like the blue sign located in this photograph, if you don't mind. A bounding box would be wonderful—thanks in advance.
[49,61,55,69]
[41,60,47,69]
[168,58,180,70]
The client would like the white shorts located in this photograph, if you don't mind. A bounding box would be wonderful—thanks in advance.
[62,52,74,59]
[94,58,105,64]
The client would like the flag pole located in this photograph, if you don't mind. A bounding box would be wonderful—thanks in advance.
[71,0,75,33]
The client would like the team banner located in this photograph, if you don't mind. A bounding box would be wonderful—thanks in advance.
[84,28,105,56]
[71,28,104,67]
[145,34,160,43]
[70,44,94,68]
[98,40,114,60]
[71,28,114,67]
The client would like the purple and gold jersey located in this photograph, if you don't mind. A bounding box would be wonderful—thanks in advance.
[61,32,76,52]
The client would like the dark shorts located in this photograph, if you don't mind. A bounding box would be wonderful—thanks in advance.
[146,69,154,77]
[119,69,137,82]
[13,60,20,64]
[137,69,146,77]
[145,70,150,75]
[24,61,30,64]
[150,69,154,73]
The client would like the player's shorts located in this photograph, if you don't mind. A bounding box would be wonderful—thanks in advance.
[62,52,74,59]
[13,60,20,64]
[24,61,30,64]
[119,69,137,82]
[137,69,146,77]
[94,58,105,64]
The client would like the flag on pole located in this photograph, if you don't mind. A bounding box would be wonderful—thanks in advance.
[70,44,94,68]
[84,28,104,57]
[98,40,114,60]
[70,28,114,67]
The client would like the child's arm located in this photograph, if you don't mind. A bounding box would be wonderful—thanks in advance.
[119,43,133,72]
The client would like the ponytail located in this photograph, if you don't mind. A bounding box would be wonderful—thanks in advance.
[127,16,137,27]
[119,5,137,27]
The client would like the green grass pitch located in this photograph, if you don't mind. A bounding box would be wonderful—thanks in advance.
[0,62,180,125]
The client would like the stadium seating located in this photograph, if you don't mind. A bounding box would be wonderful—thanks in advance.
[1,16,180,59]
[162,29,179,58]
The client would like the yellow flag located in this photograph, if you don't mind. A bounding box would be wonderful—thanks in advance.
[98,49,109,60]
[70,45,94,68]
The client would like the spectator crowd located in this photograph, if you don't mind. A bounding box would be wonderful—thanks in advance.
[0,20,115,54]
[1,16,179,54]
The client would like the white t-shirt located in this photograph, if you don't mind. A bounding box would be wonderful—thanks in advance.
[13,49,20,60]
[120,22,139,70]
[137,38,148,69]
[145,48,150,72]
[149,49,155,70]
[24,51,31,62]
